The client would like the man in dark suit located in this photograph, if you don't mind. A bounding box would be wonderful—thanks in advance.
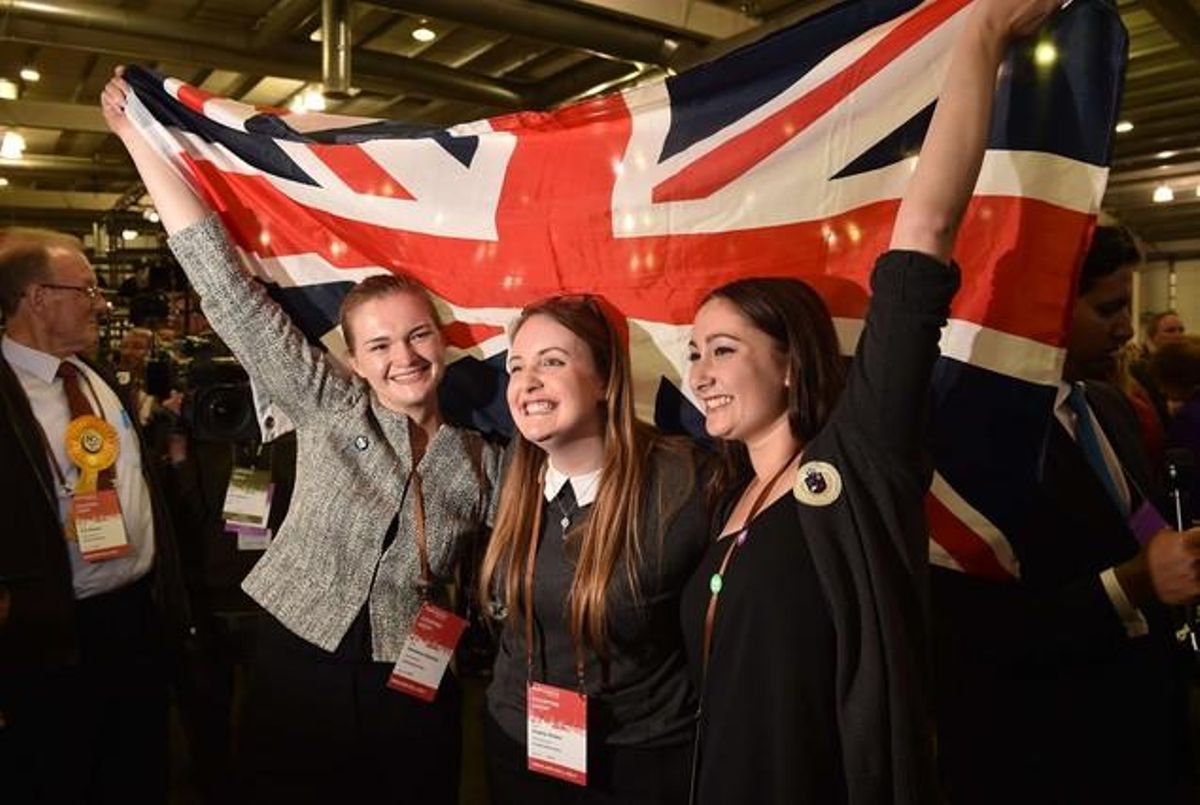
[0,227,191,802]
[932,226,1200,803]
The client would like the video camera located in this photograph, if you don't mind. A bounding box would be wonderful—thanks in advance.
[145,335,260,443]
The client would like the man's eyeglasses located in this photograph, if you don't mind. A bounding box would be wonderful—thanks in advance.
[39,283,103,300]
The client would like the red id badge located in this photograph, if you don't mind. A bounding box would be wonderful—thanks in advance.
[73,489,132,563]
[387,603,467,702]
[527,682,587,786]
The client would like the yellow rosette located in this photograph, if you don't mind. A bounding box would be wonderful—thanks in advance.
[64,415,119,541]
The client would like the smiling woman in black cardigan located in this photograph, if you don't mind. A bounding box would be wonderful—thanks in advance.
[681,0,1064,801]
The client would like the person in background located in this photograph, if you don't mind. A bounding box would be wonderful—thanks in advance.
[103,69,500,804]
[678,0,1060,801]
[1113,327,1165,471]
[1132,309,1186,426]
[933,223,1199,802]
[0,227,192,803]
[481,295,710,805]
[1153,335,1200,520]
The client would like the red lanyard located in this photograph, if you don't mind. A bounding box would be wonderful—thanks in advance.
[700,451,800,681]
[524,472,587,692]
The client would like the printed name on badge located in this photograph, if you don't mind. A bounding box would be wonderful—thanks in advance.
[527,682,587,786]
[74,489,131,562]
[387,603,468,702]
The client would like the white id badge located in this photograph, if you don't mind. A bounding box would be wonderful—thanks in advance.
[222,468,272,527]
[387,603,467,702]
[74,489,131,562]
[526,682,587,786]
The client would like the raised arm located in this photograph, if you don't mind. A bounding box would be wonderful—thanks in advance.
[101,68,357,421]
[891,0,1061,262]
[101,67,209,237]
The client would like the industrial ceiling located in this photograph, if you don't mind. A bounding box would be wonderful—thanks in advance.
[1,0,1198,258]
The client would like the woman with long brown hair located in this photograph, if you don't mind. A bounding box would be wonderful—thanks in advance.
[481,295,709,804]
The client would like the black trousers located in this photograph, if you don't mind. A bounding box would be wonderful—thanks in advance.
[0,575,169,804]
[237,608,462,805]
[485,713,692,805]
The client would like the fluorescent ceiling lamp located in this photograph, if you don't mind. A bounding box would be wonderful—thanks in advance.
[412,26,436,42]
[1152,185,1174,203]
[0,177,8,187]
[0,132,26,160]
[1114,121,1133,134]
[0,79,18,100]
[19,67,40,82]
[289,88,327,113]
[121,229,140,241]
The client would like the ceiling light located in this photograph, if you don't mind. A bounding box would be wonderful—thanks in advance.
[1152,185,1174,203]
[121,229,139,241]
[1156,150,1177,159]
[1033,42,1058,66]
[288,88,327,113]
[0,177,8,188]
[0,79,17,100]
[1195,185,1200,198]
[1114,121,1133,134]
[19,67,40,82]
[0,132,26,160]
[412,26,436,42]
[143,209,160,223]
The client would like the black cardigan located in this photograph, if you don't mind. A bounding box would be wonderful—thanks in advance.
[788,250,958,803]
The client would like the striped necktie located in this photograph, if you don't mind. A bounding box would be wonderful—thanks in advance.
[1065,383,1127,516]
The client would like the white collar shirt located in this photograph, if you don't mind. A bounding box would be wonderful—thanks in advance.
[543,461,601,507]
[3,336,155,599]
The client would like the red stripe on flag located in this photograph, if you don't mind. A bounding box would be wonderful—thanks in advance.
[651,0,972,203]
[925,493,1015,581]
[308,144,416,200]
[443,320,504,350]
[178,153,1087,349]
[175,83,218,116]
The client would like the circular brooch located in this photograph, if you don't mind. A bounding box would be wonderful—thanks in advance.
[793,460,842,507]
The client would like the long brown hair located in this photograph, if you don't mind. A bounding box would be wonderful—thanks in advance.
[480,295,654,656]
[699,278,846,503]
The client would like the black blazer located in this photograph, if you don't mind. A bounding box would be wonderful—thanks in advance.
[0,349,192,672]
[932,381,1193,803]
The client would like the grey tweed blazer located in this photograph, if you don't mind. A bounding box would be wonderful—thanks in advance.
[169,217,501,661]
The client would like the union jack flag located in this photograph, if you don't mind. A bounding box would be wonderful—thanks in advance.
[123,0,1127,581]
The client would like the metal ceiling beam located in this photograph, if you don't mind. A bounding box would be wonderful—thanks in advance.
[0,188,124,211]
[0,155,137,180]
[251,0,320,50]
[670,0,840,71]
[569,0,758,39]
[0,99,109,134]
[0,1,530,110]
[1138,0,1200,64]
[371,0,703,66]
[0,208,144,235]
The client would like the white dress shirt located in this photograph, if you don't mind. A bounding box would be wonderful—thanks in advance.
[3,336,155,599]
[1054,382,1148,638]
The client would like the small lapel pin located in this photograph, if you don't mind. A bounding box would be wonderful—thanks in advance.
[354,435,369,451]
